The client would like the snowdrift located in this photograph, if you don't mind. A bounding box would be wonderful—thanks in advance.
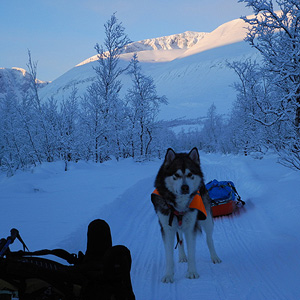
[1,154,300,299]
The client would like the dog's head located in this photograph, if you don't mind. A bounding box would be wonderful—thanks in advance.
[162,147,204,197]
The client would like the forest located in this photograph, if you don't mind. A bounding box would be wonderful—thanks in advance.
[1,0,300,175]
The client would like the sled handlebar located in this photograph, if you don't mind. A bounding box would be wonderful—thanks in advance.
[10,228,19,241]
[0,228,27,258]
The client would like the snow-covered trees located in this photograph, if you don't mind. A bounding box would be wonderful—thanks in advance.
[27,51,57,163]
[200,104,228,153]
[229,0,300,169]
[227,59,271,155]
[4,6,300,174]
[59,87,80,170]
[0,15,170,174]
[0,52,52,174]
[0,91,23,175]
[82,13,131,162]
[126,54,167,158]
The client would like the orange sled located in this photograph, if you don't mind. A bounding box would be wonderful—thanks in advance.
[211,200,236,217]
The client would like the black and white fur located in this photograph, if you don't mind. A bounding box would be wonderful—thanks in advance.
[151,148,221,283]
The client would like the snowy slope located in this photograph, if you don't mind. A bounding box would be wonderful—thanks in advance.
[0,68,31,95]
[180,18,251,58]
[39,16,258,120]
[0,67,49,100]
[1,154,300,300]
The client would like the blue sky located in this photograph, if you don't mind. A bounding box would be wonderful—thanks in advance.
[0,0,252,81]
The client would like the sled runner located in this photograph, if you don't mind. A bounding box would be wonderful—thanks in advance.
[0,220,135,300]
[205,180,245,217]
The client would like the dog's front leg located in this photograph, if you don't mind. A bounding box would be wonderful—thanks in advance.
[184,229,199,279]
[177,230,187,262]
[200,216,222,264]
[161,226,176,283]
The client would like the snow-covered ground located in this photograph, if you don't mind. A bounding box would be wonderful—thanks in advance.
[1,153,300,300]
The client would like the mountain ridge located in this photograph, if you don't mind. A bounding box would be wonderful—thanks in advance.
[2,15,257,121]
[0,67,49,100]
[76,16,250,67]
[76,31,208,66]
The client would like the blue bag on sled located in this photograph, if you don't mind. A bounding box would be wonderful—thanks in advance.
[205,180,245,217]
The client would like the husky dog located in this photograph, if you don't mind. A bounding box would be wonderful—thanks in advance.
[151,147,221,283]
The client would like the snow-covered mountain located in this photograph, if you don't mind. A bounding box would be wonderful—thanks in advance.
[125,31,207,51]
[77,31,208,66]
[5,16,257,120]
[0,67,49,100]
[38,16,258,120]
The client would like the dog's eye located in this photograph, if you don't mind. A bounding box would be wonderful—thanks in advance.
[187,173,194,178]
[173,173,181,180]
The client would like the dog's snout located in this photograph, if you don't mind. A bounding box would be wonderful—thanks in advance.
[181,184,189,194]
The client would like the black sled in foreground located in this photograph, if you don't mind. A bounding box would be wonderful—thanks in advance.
[0,219,135,300]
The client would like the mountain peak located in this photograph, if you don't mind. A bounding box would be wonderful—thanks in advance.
[0,68,49,99]
[123,31,207,52]
[11,67,27,76]
[76,31,207,67]
[76,16,251,67]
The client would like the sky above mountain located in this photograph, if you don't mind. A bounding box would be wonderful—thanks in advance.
[0,0,253,81]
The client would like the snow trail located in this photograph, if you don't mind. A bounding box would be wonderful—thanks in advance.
[1,154,300,299]
[67,154,300,300]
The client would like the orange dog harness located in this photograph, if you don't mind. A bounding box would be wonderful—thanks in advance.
[152,189,207,223]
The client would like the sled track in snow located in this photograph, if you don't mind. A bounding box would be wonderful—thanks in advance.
[215,214,289,300]
[3,155,300,299]
[82,156,300,300]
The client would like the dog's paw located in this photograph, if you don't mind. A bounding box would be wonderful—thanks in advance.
[185,271,199,279]
[161,274,174,283]
[211,255,222,264]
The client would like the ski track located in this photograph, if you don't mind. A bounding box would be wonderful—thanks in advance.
[60,155,300,300]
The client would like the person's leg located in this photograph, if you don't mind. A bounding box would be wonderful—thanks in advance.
[84,219,112,262]
[103,245,135,300]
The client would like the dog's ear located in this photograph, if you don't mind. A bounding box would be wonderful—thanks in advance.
[188,147,200,165]
[164,148,176,166]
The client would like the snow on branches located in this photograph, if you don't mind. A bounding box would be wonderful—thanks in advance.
[233,0,300,169]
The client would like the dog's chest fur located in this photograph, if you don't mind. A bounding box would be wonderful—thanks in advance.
[156,194,198,230]
[173,194,191,212]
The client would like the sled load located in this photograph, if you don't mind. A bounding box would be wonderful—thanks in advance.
[0,220,135,300]
[206,180,245,217]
